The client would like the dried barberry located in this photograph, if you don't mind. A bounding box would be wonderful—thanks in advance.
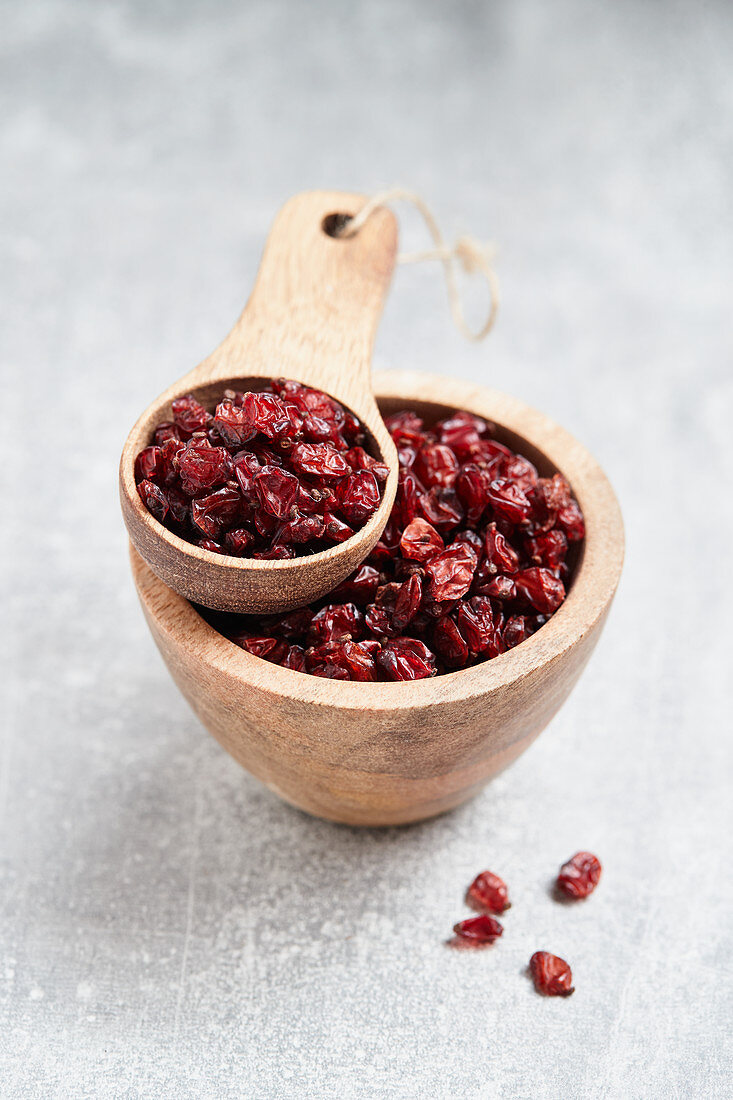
[337,470,381,524]
[515,568,566,614]
[134,380,385,558]
[290,442,351,479]
[309,603,364,645]
[254,466,300,518]
[192,402,585,680]
[425,544,477,602]
[432,615,470,668]
[487,479,532,525]
[376,637,437,681]
[134,446,161,483]
[400,517,444,563]
[467,871,511,914]
[137,479,169,524]
[191,486,241,539]
[529,951,575,997]
[213,400,256,446]
[177,438,232,495]
[557,852,602,899]
[172,394,211,437]
[453,915,504,945]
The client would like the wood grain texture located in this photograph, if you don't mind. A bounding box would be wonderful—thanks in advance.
[129,371,625,826]
[119,191,399,614]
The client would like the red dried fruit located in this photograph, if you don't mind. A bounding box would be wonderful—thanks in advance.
[135,381,384,558]
[557,501,586,542]
[172,394,211,436]
[529,951,575,997]
[188,402,584,679]
[213,400,256,446]
[177,439,232,496]
[134,446,161,483]
[484,575,517,602]
[309,603,364,644]
[456,463,490,526]
[419,487,465,531]
[330,564,380,604]
[137,479,169,524]
[525,529,568,569]
[166,486,190,526]
[346,446,390,482]
[234,635,288,663]
[501,453,538,492]
[276,512,326,545]
[253,507,279,539]
[425,544,478,601]
[487,479,532,524]
[367,540,392,568]
[242,391,300,440]
[415,443,460,489]
[437,410,487,457]
[483,523,519,575]
[294,484,325,514]
[376,637,437,681]
[455,597,496,656]
[276,379,344,427]
[253,545,296,559]
[432,615,470,668]
[337,470,381,524]
[232,451,262,502]
[400,517,444,563]
[515,567,566,614]
[557,852,602,899]
[467,871,511,914]
[503,615,531,649]
[364,582,402,638]
[191,487,241,539]
[322,513,355,543]
[197,538,227,554]
[452,528,483,556]
[306,639,378,681]
[282,645,307,671]
[153,421,181,445]
[158,437,185,486]
[290,442,351,479]
[453,915,503,945]
[254,466,300,518]
[392,574,423,632]
[273,608,314,640]
[395,470,419,526]
[224,528,255,555]
[385,410,425,445]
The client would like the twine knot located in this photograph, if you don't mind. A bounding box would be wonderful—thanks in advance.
[335,188,499,342]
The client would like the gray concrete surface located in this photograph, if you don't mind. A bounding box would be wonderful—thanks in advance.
[2,1,732,1097]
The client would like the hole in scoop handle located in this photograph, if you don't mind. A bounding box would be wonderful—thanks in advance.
[193,191,399,422]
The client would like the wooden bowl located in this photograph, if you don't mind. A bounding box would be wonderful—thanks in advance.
[130,371,624,826]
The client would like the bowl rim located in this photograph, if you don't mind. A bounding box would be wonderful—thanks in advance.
[132,369,624,712]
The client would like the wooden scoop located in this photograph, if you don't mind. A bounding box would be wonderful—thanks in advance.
[119,191,399,614]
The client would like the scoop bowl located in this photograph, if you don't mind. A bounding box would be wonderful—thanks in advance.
[120,191,399,614]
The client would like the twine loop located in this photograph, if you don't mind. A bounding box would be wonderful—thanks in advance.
[335,188,499,342]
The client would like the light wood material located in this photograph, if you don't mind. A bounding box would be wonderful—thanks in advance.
[119,191,399,614]
[130,371,625,827]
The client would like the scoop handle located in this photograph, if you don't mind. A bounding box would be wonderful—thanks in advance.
[180,191,398,424]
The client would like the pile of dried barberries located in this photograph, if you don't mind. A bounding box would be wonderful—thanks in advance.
[451,851,603,997]
[202,405,585,679]
[134,381,387,559]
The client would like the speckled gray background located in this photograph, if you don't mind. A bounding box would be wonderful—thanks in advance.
[2,1,732,1097]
